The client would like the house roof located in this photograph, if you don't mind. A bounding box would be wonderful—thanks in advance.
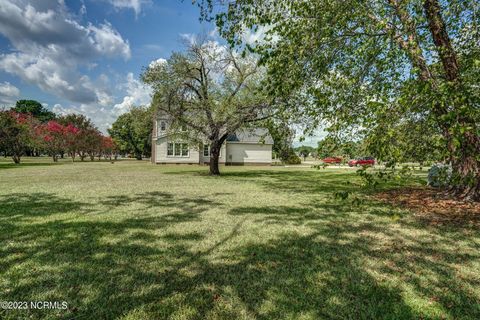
[227,128,274,144]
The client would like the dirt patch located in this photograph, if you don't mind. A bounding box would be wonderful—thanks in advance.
[373,187,480,226]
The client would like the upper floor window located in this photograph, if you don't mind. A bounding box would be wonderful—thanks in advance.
[157,121,167,136]
[160,121,166,131]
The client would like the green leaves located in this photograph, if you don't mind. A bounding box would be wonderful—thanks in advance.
[108,106,153,159]
[13,100,56,123]
[194,0,480,198]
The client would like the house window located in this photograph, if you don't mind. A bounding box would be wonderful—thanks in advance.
[203,144,209,157]
[181,143,189,156]
[203,144,221,157]
[167,142,189,157]
[174,143,181,156]
[157,121,167,136]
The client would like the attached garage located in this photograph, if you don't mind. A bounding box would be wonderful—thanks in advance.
[226,142,272,165]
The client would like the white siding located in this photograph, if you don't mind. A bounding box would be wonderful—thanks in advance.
[226,143,272,164]
[155,137,200,164]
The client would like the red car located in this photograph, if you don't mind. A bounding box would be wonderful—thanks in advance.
[348,157,375,167]
[322,157,343,164]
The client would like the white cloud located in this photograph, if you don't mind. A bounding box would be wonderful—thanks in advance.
[52,103,74,116]
[0,82,20,98]
[104,0,150,16]
[113,72,152,115]
[51,73,152,133]
[180,33,197,45]
[0,81,20,105]
[148,58,167,69]
[142,44,163,52]
[242,25,279,46]
[80,3,87,16]
[88,22,131,59]
[0,1,130,105]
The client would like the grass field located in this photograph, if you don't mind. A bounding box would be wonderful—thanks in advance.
[0,158,479,319]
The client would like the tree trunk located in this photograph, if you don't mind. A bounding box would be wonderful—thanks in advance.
[423,0,480,201]
[449,131,480,201]
[52,154,58,162]
[424,0,460,82]
[209,134,228,175]
[12,154,21,164]
[209,142,221,175]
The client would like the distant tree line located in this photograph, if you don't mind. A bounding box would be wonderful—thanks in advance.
[0,100,117,164]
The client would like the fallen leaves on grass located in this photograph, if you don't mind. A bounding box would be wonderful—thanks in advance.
[373,187,480,226]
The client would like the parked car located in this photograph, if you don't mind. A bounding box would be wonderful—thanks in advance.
[322,157,343,164]
[348,157,375,167]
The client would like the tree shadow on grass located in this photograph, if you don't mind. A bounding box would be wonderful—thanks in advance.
[99,191,223,219]
[1,199,478,319]
[163,168,426,198]
[224,202,480,319]
[0,187,478,319]
[0,189,224,319]
[0,193,90,220]
[0,213,408,319]
[0,162,64,170]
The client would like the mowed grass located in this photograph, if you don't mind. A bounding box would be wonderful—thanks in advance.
[0,158,479,320]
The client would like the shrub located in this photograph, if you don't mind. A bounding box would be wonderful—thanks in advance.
[284,153,301,165]
[428,163,452,188]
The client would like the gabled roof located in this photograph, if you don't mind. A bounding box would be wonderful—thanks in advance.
[227,128,274,144]
[154,114,273,145]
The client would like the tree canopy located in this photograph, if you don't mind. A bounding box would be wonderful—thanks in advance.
[294,145,316,160]
[195,0,480,200]
[108,106,153,160]
[142,38,272,175]
[0,110,116,164]
[13,100,56,123]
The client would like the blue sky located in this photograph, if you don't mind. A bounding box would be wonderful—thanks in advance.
[0,0,216,132]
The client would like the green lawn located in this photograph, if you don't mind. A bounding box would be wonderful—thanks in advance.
[0,158,479,319]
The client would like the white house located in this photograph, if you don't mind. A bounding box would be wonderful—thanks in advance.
[151,117,273,165]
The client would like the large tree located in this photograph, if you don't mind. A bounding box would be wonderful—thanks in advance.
[0,111,36,164]
[37,120,68,162]
[108,106,153,160]
[142,39,271,175]
[58,114,98,161]
[196,0,480,200]
[13,100,56,123]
